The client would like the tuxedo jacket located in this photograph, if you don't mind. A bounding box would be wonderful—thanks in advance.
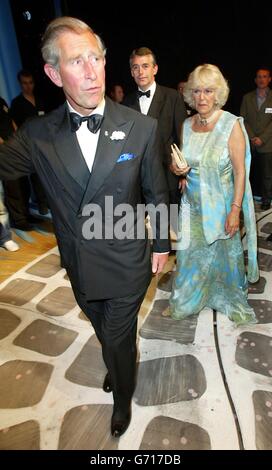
[240,89,272,153]
[123,84,187,190]
[0,98,170,300]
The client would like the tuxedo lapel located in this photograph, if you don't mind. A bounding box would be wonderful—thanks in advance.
[80,99,134,210]
[148,85,164,119]
[52,105,90,190]
[129,93,141,112]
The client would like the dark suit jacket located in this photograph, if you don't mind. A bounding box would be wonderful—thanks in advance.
[240,89,272,153]
[0,98,170,299]
[123,84,187,191]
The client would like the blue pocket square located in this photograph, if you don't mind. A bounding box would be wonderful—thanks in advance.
[117,153,136,163]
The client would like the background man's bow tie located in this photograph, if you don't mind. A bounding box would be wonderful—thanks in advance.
[70,113,104,133]
[137,90,151,98]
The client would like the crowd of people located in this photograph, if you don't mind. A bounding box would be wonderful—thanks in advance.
[0,14,271,437]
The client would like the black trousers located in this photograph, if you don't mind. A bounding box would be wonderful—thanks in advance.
[30,173,48,208]
[3,177,30,225]
[73,287,146,411]
[3,173,47,225]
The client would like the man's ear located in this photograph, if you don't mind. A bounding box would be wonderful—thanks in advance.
[44,64,63,88]
[153,64,158,77]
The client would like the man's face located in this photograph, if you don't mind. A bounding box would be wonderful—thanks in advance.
[130,54,158,91]
[255,69,271,90]
[45,30,105,115]
[177,81,186,96]
[112,85,124,103]
[20,76,34,95]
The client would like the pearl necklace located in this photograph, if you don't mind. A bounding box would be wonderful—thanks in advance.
[198,109,219,126]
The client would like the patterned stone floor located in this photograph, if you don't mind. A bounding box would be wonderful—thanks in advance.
[0,206,272,450]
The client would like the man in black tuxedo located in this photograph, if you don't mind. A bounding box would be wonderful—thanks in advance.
[123,47,187,205]
[0,17,170,437]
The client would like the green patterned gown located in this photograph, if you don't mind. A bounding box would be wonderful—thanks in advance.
[169,111,259,326]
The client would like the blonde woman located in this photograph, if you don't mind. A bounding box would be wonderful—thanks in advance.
[169,64,259,326]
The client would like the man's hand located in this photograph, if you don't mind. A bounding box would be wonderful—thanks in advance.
[152,253,169,275]
[251,137,263,146]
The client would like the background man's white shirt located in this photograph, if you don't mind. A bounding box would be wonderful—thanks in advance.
[138,82,156,115]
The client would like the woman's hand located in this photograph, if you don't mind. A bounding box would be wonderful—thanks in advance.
[225,206,240,238]
[170,143,191,176]
[170,160,190,176]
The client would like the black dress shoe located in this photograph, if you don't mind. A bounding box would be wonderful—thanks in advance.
[111,408,131,438]
[266,234,272,242]
[102,373,112,393]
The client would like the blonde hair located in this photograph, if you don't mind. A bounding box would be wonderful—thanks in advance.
[41,16,106,68]
[183,64,229,109]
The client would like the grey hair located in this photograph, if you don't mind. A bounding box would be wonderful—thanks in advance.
[41,16,106,69]
[183,64,229,109]
[129,47,157,68]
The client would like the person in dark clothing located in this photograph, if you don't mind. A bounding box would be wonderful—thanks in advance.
[0,95,34,231]
[11,70,49,215]
[240,68,272,210]
[0,97,20,249]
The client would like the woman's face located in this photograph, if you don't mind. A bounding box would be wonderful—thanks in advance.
[192,86,217,116]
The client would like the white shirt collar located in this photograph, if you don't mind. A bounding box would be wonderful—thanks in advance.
[137,82,156,115]
[138,81,156,98]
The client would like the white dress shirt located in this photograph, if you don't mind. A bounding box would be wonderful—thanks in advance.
[138,82,156,115]
[67,99,105,172]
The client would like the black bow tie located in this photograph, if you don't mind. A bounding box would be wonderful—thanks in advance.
[70,112,104,133]
[137,90,151,99]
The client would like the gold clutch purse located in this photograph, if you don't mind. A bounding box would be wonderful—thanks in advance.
[170,143,188,169]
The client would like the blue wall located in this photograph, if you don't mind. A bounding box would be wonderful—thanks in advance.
[0,0,22,105]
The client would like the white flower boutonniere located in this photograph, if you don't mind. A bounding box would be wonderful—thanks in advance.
[110,131,126,141]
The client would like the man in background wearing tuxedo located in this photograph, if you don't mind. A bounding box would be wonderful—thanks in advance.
[0,17,169,438]
[123,47,187,205]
